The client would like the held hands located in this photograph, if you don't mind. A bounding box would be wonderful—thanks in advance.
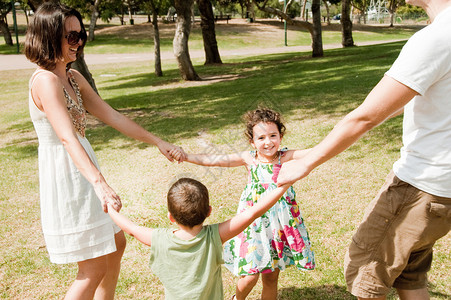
[169,147,186,163]
[157,140,186,163]
[92,178,122,213]
[277,159,312,187]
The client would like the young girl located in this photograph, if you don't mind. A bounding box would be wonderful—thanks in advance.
[175,107,315,299]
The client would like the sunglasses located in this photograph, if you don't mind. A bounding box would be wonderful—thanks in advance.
[64,31,87,46]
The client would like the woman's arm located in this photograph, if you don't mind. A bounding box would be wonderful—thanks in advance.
[186,151,250,167]
[218,184,290,244]
[107,204,153,246]
[73,70,185,162]
[33,72,121,212]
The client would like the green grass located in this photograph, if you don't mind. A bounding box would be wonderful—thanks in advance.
[0,15,421,55]
[1,21,450,299]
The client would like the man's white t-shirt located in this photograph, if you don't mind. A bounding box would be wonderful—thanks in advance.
[385,6,451,198]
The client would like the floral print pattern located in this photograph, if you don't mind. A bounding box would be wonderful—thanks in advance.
[223,149,315,276]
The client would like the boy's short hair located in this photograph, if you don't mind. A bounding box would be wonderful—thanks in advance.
[167,178,210,227]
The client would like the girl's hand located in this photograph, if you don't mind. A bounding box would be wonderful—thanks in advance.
[93,179,122,213]
[157,140,187,163]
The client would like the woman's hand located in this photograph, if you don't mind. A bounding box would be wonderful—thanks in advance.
[93,178,122,213]
[157,140,187,163]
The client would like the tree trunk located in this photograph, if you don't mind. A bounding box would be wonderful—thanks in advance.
[71,53,98,93]
[322,0,330,25]
[341,0,354,47]
[173,0,200,81]
[246,0,255,22]
[253,1,322,58]
[197,0,222,65]
[388,0,396,27]
[150,0,163,76]
[21,2,30,24]
[88,0,101,42]
[311,0,323,57]
[301,0,307,20]
[127,0,133,25]
[119,4,125,25]
[0,19,12,45]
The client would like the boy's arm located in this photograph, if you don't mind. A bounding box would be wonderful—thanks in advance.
[218,184,290,244]
[185,151,249,167]
[107,204,153,246]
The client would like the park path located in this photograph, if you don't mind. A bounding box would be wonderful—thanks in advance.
[0,39,406,71]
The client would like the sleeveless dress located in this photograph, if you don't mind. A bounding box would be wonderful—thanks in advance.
[29,69,119,264]
[223,149,315,275]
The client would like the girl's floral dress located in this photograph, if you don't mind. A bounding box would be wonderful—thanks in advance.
[223,149,315,276]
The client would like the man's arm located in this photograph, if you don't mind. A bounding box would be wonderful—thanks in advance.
[277,75,418,186]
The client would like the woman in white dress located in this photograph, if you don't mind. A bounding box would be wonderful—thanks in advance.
[24,3,185,299]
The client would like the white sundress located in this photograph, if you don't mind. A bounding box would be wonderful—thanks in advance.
[29,69,119,264]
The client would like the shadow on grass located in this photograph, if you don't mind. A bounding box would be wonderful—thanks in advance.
[279,285,354,299]
[86,41,405,152]
[278,284,451,299]
[4,42,406,157]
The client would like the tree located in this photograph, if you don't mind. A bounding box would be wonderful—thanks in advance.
[0,0,13,45]
[173,0,200,80]
[87,0,101,41]
[387,0,403,27]
[322,0,331,25]
[198,0,222,64]
[341,0,354,47]
[311,0,323,57]
[352,0,369,24]
[149,0,163,76]
[252,0,323,57]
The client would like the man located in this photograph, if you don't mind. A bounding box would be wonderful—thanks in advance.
[277,0,451,298]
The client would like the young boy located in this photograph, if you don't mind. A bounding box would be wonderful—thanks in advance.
[107,177,289,299]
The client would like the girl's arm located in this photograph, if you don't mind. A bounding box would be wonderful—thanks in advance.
[107,204,153,246]
[73,70,186,162]
[32,72,121,212]
[218,184,290,244]
[185,151,251,167]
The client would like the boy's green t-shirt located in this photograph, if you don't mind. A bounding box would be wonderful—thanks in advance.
[149,223,224,299]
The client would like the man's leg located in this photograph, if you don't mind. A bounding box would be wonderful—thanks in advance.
[397,288,429,300]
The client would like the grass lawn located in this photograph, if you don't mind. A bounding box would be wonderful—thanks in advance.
[1,13,423,55]
[1,17,450,300]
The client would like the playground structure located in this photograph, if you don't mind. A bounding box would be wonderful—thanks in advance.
[366,0,390,21]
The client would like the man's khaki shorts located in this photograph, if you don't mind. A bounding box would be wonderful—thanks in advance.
[344,172,451,298]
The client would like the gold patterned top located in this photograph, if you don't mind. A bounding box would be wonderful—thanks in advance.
[63,70,86,137]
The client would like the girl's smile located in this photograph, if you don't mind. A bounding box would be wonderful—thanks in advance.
[251,122,282,163]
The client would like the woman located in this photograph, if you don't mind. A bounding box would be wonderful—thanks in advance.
[24,3,184,299]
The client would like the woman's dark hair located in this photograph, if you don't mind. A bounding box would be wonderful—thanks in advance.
[243,107,286,140]
[167,178,210,227]
[24,2,86,70]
